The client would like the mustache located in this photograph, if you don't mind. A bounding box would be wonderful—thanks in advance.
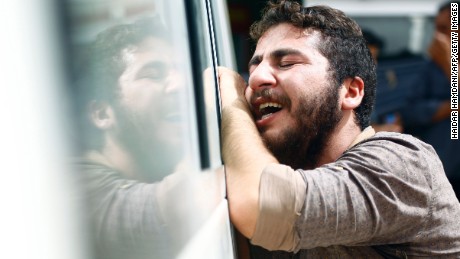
[250,88,292,108]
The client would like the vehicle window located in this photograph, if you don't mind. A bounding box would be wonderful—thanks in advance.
[184,0,222,169]
[63,0,226,258]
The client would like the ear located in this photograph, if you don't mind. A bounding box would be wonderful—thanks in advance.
[89,100,116,130]
[340,76,364,110]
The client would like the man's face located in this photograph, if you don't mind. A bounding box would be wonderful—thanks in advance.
[113,37,185,180]
[247,23,342,169]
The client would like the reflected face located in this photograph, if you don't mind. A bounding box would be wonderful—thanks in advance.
[114,37,184,180]
[247,23,342,169]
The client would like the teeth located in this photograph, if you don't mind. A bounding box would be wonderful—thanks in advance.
[259,102,283,111]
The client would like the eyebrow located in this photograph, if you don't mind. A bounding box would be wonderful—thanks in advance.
[139,61,167,71]
[248,48,306,68]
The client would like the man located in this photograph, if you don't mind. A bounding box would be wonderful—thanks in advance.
[401,1,460,198]
[74,17,197,259]
[219,1,460,257]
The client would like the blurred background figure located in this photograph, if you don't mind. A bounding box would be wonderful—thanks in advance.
[400,1,460,198]
[363,29,404,133]
[363,29,384,63]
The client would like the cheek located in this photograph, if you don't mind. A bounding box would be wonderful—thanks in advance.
[288,69,328,93]
[122,84,163,111]
[137,95,163,117]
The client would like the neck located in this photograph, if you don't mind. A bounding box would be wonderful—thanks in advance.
[316,111,362,166]
[100,135,143,180]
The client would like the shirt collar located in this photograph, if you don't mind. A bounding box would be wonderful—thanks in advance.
[347,126,376,149]
[83,150,114,168]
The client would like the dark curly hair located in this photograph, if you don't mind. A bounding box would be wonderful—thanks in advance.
[250,0,376,130]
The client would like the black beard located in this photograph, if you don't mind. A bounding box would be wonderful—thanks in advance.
[261,85,342,170]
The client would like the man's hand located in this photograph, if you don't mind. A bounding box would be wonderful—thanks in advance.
[218,67,248,110]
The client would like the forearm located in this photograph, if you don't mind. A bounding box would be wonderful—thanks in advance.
[221,101,278,238]
[217,67,278,237]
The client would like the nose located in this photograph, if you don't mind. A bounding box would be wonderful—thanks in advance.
[248,62,276,92]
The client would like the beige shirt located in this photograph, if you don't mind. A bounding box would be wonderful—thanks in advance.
[251,128,460,257]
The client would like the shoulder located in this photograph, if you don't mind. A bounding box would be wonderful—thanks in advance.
[419,59,442,73]
[74,157,125,185]
[422,60,447,80]
[337,131,444,187]
[348,131,438,160]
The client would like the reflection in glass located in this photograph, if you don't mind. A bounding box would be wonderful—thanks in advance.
[67,0,204,258]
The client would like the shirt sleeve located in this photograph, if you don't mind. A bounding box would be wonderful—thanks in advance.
[302,135,441,249]
[250,163,306,252]
[251,134,437,252]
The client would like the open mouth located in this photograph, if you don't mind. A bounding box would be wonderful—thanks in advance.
[258,102,283,120]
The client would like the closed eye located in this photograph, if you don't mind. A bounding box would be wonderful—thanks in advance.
[279,63,294,68]
[136,62,169,81]
[278,57,302,69]
[278,62,297,69]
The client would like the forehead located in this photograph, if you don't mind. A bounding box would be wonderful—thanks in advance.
[254,23,321,55]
